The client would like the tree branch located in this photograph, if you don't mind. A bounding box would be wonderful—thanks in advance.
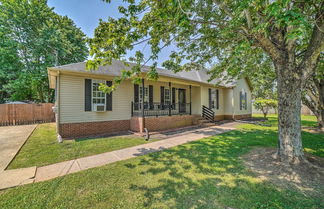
[298,8,324,80]
[213,0,234,19]
[302,94,316,114]
[213,1,283,64]
[254,34,284,64]
[132,37,152,47]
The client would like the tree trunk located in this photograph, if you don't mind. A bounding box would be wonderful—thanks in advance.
[263,112,267,119]
[318,110,324,129]
[37,88,44,103]
[276,63,304,163]
[302,78,324,130]
[318,79,324,129]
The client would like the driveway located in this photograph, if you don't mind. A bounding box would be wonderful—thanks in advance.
[0,125,37,171]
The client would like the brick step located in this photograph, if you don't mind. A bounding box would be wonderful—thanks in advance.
[201,122,216,127]
[192,116,204,125]
[198,119,210,124]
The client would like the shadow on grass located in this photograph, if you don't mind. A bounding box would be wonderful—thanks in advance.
[1,121,323,209]
[255,114,319,128]
[124,129,323,208]
[75,132,136,142]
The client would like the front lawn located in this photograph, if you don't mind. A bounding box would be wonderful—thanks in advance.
[8,123,158,169]
[1,115,323,209]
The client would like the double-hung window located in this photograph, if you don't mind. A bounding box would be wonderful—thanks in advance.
[92,79,106,111]
[139,86,149,103]
[210,89,219,109]
[240,89,247,110]
[138,86,150,110]
[164,88,171,104]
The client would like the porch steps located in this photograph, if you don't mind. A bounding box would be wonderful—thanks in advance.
[195,117,216,127]
[201,122,216,127]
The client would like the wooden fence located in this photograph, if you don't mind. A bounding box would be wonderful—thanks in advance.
[0,103,55,126]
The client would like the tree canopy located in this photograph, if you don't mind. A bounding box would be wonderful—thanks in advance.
[88,0,322,89]
[0,0,88,103]
[248,58,277,100]
[89,0,323,163]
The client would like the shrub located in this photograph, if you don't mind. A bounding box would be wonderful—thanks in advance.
[254,99,278,118]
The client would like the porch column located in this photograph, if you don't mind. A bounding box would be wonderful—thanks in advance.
[141,79,145,117]
[189,85,192,115]
[141,78,145,133]
[169,82,171,116]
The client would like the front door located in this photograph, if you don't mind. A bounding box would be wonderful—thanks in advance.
[178,89,186,113]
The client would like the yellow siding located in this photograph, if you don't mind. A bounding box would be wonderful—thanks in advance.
[199,86,225,116]
[223,88,234,115]
[191,86,201,115]
[58,72,251,124]
[215,88,225,115]
[59,74,133,124]
[60,76,196,124]
[200,86,209,108]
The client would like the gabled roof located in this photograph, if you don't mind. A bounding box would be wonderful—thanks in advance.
[48,59,247,89]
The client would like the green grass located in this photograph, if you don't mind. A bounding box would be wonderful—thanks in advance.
[252,113,319,128]
[8,123,158,169]
[1,115,323,209]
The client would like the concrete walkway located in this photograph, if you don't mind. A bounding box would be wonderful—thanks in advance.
[0,123,237,190]
[0,125,37,171]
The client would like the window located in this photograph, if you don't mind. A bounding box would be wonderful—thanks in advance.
[164,88,170,104]
[92,79,106,111]
[210,89,219,109]
[240,89,247,110]
[139,86,149,103]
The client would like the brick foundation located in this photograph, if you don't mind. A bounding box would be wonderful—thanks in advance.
[59,113,251,138]
[59,120,130,138]
[224,114,252,120]
[130,117,143,132]
[214,115,225,121]
[131,115,195,132]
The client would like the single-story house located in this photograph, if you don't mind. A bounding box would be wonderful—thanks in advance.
[48,60,252,139]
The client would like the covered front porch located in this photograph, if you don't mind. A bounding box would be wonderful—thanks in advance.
[131,102,191,117]
[130,78,196,117]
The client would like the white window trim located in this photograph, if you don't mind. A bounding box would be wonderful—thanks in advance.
[91,79,106,111]
[139,86,149,103]
[164,88,171,104]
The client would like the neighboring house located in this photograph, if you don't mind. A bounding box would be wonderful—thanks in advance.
[48,60,252,138]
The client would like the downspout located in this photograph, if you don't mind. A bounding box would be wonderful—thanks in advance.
[189,85,192,115]
[231,88,236,120]
[56,71,63,143]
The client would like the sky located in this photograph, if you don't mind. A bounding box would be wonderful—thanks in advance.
[47,0,174,66]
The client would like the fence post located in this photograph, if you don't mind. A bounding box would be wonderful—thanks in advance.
[32,104,35,123]
[13,104,16,125]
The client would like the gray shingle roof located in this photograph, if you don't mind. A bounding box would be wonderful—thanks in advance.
[50,59,237,88]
